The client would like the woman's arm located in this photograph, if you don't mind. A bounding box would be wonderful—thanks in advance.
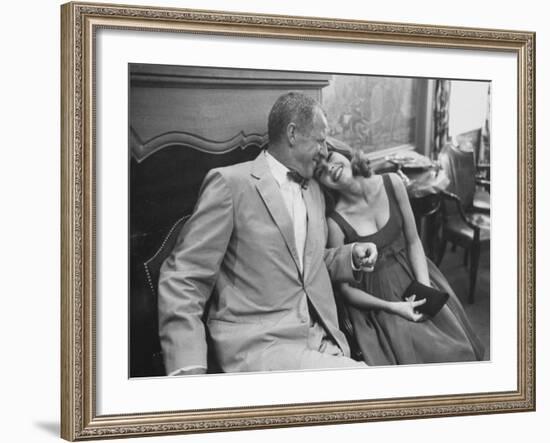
[327,217,425,321]
[389,173,430,286]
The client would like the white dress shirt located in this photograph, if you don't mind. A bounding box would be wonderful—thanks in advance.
[264,151,308,272]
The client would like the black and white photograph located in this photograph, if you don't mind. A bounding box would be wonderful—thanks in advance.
[129,64,491,377]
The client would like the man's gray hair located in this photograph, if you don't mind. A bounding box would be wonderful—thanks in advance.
[267,92,323,145]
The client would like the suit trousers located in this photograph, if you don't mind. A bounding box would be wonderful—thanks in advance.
[303,320,367,369]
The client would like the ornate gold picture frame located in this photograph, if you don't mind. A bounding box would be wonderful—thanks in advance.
[61,1,535,440]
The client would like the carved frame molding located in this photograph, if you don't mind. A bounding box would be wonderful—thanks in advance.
[61,2,535,440]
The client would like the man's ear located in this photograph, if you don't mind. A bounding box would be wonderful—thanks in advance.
[286,122,297,147]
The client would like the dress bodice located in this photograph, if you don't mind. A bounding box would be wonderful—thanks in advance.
[329,174,407,268]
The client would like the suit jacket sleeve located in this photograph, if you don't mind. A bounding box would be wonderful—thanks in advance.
[158,170,234,374]
[323,244,356,283]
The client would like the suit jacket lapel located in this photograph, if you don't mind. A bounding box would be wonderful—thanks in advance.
[252,154,302,274]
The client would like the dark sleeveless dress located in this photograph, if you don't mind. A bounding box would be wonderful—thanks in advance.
[330,174,485,365]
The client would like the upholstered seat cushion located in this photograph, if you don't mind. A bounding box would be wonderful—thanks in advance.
[446,213,491,242]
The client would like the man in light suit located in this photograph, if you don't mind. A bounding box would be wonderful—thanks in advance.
[158,92,377,375]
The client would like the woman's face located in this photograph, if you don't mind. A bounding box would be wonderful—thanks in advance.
[314,151,353,190]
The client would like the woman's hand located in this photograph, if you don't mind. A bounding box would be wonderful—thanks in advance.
[391,295,427,322]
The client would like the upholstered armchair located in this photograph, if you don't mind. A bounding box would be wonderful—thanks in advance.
[436,143,490,304]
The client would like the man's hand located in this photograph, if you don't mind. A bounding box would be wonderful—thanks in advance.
[352,242,378,272]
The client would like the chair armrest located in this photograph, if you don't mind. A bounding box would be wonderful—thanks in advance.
[476,176,490,192]
[440,190,480,231]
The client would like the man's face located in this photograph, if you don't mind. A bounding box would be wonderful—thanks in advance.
[291,108,329,179]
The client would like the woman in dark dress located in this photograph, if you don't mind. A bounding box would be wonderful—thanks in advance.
[315,150,484,365]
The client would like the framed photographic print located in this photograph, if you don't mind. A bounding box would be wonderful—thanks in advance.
[61,1,536,440]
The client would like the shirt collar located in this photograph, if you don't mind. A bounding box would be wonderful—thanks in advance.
[264,150,293,187]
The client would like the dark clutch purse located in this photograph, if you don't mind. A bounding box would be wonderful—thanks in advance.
[402,281,449,317]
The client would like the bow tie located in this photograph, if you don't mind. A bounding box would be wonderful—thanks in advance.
[287,170,309,190]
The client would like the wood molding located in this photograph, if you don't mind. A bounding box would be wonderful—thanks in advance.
[130,127,267,162]
[130,65,332,89]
